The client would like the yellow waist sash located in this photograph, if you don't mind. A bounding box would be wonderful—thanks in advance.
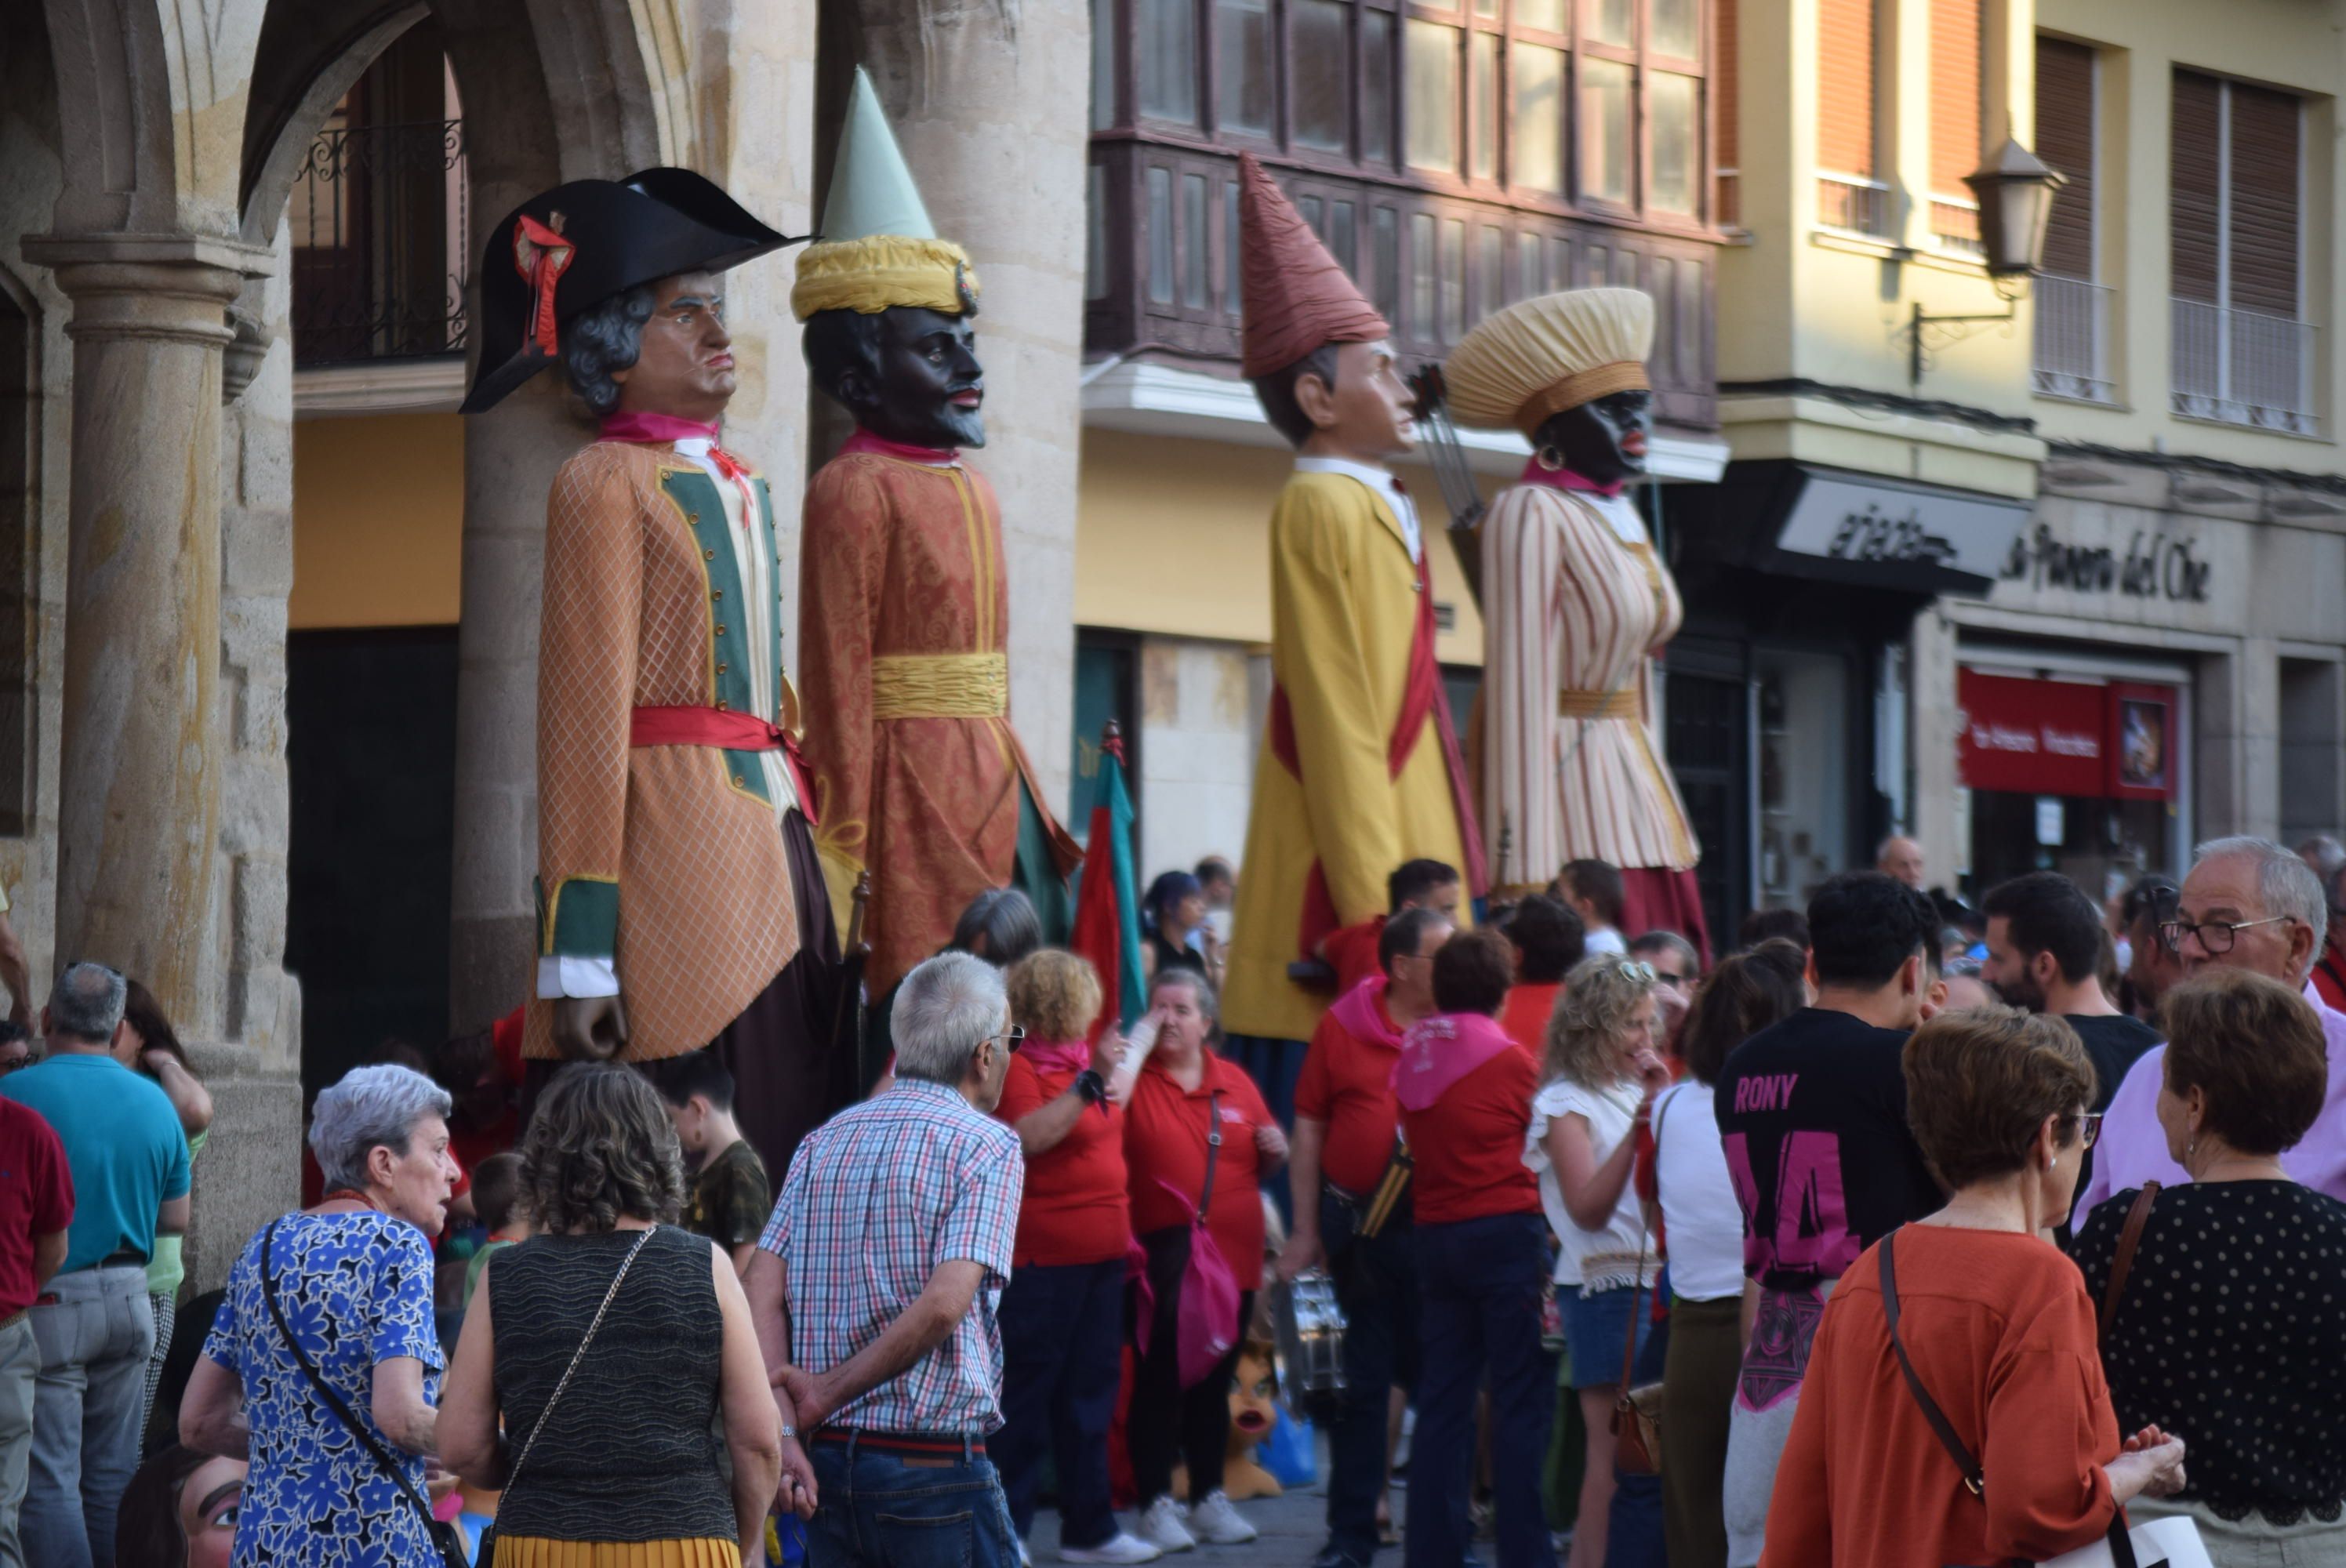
[1559,688,1640,720]
[870,652,1009,720]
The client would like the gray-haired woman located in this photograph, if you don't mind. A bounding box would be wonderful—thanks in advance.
[180,1064,460,1568]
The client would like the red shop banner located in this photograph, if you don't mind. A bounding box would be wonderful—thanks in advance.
[1958,670,2109,797]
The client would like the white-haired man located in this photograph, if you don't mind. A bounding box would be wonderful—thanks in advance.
[2077,836,2346,1220]
[749,950,1026,1566]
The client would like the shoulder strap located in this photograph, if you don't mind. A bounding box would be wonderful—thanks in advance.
[1198,1091,1223,1221]
[260,1221,441,1526]
[2097,1181,2162,1343]
[1618,1219,1650,1393]
[1878,1230,1985,1498]
[503,1225,658,1494]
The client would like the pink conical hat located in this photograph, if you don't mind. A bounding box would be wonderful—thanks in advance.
[1237,153,1391,378]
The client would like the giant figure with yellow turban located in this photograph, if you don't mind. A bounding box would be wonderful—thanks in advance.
[1220,154,1486,1055]
[794,71,1079,1024]
[1444,288,1708,956]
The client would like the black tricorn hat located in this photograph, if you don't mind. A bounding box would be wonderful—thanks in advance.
[459,168,804,415]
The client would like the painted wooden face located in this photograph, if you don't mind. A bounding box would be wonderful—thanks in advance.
[612,271,735,423]
[839,307,989,450]
[1533,388,1654,485]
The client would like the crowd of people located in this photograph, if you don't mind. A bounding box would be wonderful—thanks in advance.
[1,831,2344,1568]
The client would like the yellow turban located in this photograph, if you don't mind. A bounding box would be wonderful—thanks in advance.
[789,235,979,321]
[1444,287,1655,437]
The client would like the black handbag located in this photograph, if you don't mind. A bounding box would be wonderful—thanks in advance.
[260,1219,469,1568]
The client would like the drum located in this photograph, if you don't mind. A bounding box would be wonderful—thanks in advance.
[1273,1266,1348,1423]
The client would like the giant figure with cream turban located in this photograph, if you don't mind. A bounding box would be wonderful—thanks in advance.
[1444,288,1707,956]
[794,71,1080,1026]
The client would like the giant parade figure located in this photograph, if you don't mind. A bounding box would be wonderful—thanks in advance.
[1220,153,1487,1105]
[1443,288,1709,957]
[794,70,1080,1035]
[459,169,850,1177]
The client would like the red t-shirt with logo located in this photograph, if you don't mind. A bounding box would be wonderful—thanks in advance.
[994,1052,1131,1267]
[0,1100,73,1316]
[1401,1044,1542,1225]
[1124,1052,1274,1290]
[1295,996,1405,1195]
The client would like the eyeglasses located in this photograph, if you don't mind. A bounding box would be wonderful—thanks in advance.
[2159,915,2292,956]
[1617,960,1658,983]
[2073,1112,2104,1152]
[0,1054,30,1074]
[983,1025,1027,1051]
[1651,969,1689,987]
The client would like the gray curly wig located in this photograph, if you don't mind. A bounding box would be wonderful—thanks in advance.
[561,285,659,416]
[520,1062,687,1234]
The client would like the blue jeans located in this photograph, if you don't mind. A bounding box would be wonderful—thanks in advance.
[808,1436,1019,1568]
[24,1265,154,1568]
[995,1258,1124,1548]
[1405,1214,1556,1568]
[1323,1194,1418,1564]
[1604,1290,1670,1568]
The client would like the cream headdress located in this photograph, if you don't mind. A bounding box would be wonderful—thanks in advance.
[1442,288,1655,437]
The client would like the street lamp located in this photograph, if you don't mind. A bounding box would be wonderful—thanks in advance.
[1908,136,2068,387]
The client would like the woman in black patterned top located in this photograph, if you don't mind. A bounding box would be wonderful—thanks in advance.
[2072,970,2346,1561]
[440,1063,800,1566]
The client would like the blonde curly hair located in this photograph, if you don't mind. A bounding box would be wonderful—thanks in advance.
[1006,949,1104,1044]
[1542,956,1658,1089]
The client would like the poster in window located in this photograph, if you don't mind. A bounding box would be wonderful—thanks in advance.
[2107,684,2176,800]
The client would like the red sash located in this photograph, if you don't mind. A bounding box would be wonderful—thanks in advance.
[1269,548,1489,962]
[630,705,819,826]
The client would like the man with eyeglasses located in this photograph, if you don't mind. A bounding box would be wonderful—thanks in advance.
[2311,859,2346,1014]
[2075,836,2346,1223]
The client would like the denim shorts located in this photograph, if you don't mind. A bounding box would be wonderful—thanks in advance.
[1562,1282,1650,1390]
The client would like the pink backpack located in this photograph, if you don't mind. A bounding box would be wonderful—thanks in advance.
[1145,1090,1244,1387]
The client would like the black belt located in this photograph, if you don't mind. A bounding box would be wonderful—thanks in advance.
[96,1252,147,1270]
[813,1427,986,1460]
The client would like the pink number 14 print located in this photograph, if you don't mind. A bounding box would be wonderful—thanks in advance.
[1723,1131,1860,1280]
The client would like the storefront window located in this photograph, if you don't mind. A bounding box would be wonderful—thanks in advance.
[1756,648,1852,912]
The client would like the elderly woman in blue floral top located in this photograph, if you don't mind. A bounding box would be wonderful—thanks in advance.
[180,1064,460,1567]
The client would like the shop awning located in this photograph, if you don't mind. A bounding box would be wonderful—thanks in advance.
[1958,668,2177,799]
[1677,460,2035,595]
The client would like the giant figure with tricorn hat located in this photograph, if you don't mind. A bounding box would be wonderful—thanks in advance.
[1218,152,1486,1056]
[460,168,853,1177]
[794,69,1080,1028]
[1442,287,1708,957]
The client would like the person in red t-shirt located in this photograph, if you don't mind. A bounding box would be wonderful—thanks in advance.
[991,950,1161,1566]
[1498,894,1586,1056]
[0,1091,73,1567]
[1320,859,1464,1004]
[1277,905,1450,1568]
[1393,929,1548,1568]
[1124,967,1286,1553]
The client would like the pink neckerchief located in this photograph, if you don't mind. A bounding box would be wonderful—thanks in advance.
[1517,458,1626,499]
[1393,1012,1519,1111]
[842,429,960,466]
[601,411,758,532]
[1020,1037,1091,1076]
[1328,975,1406,1051]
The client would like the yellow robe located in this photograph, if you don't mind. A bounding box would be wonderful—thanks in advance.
[1223,471,1473,1044]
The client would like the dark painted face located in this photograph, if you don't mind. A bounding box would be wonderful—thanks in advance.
[1531,387,1653,485]
[845,307,988,450]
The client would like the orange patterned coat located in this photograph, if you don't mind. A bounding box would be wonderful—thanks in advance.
[799,445,1077,999]
[525,440,803,1062]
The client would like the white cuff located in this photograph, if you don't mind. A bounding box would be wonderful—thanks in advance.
[536,956,620,999]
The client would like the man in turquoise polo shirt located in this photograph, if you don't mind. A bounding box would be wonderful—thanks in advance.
[2,963,188,1568]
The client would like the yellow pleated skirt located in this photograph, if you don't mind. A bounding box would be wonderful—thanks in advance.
[490,1538,740,1568]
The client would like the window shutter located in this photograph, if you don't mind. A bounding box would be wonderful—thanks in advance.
[1928,0,1982,194]
[2228,83,2300,318]
[2170,70,2221,305]
[1718,0,1738,171]
[1818,0,1874,178]
[2033,37,2094,280]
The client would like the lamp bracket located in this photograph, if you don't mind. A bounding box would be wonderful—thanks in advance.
[1905,297,2021,390]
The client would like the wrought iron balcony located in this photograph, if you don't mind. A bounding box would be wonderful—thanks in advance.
[291,118,470,366]
[2032,274,2116,405]
[2170,297,2319,435]
[1815,172,1893,241]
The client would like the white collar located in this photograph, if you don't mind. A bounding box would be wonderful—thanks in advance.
[1294,456,1422,563]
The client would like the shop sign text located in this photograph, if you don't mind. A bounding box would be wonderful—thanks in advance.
[2000,522,2212,604]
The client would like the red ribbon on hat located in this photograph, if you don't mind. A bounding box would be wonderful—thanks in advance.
[512,213,576,359]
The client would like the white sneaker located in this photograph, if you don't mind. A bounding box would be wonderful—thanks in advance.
[1138,1496,1197,1554]
[1018,1541,1033,1568]
[1061,1530,1164,1564]
[1187,1490,1258,1546]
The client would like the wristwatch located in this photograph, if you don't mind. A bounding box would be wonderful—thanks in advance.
[779,1424,797,1441]
[1075,1068,1109,1107]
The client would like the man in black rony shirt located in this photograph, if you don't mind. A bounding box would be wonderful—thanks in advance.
[1712,871,1941,1567]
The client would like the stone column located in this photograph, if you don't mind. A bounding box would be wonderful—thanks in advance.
[21,233,265,1018]
[1907,603,1963,882]
[851,13,1093,817]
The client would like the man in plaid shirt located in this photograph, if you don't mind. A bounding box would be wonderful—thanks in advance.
[749,950,1026,1566]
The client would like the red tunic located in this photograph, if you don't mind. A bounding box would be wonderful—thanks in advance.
[994,1052,1131,1268]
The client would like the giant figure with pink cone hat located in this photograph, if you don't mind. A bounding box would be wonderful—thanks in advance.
[1218,153,1487,1068]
